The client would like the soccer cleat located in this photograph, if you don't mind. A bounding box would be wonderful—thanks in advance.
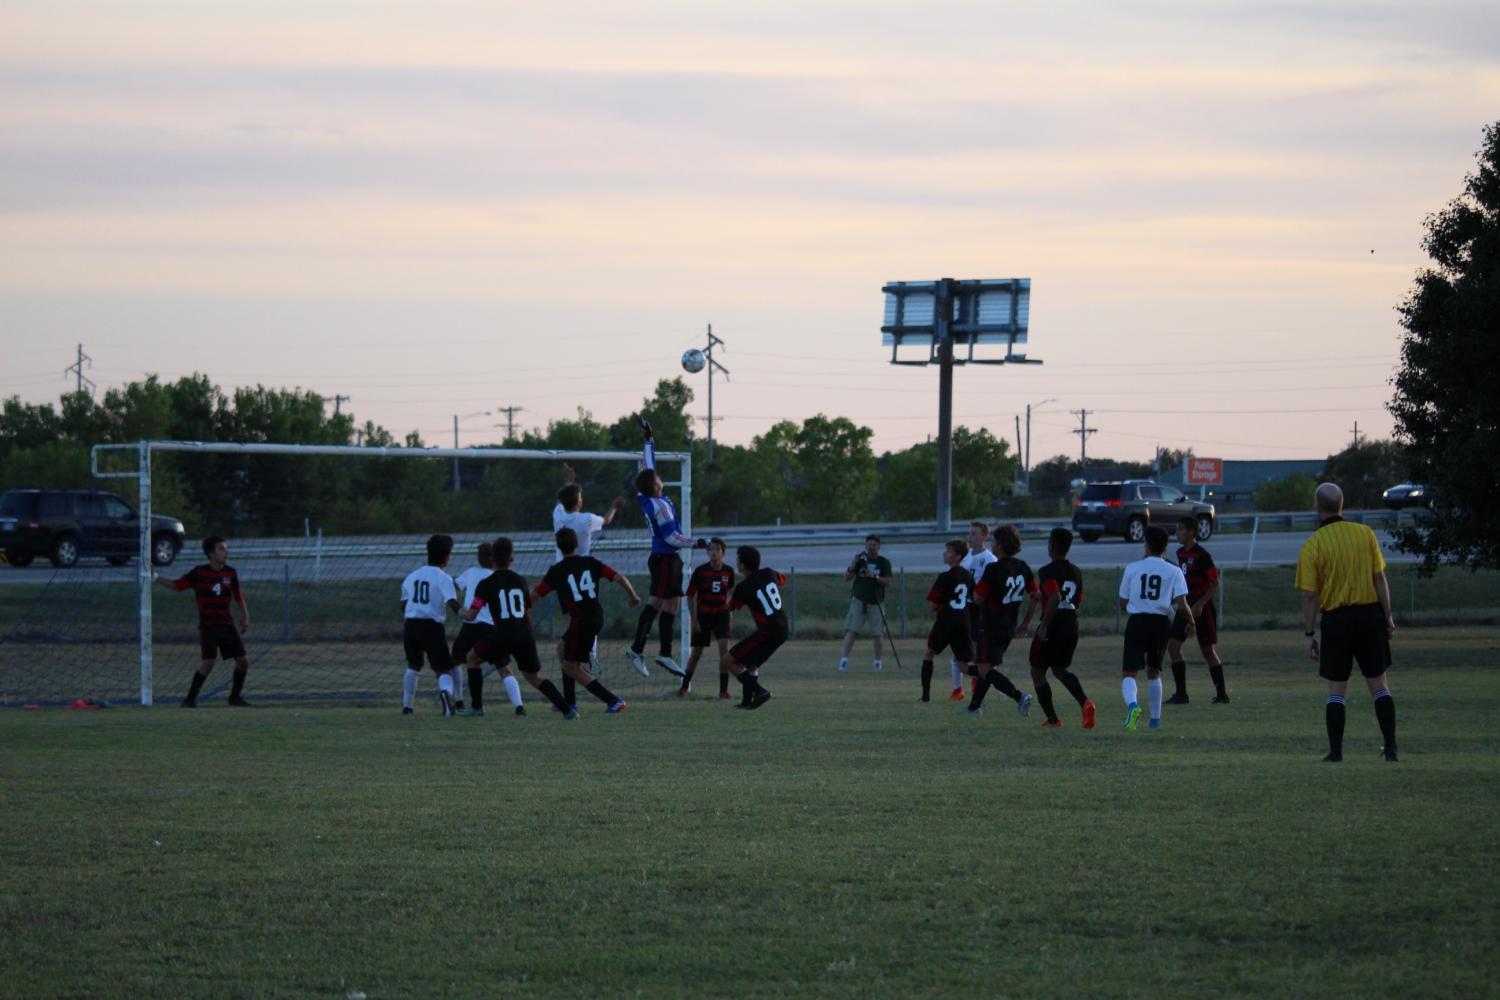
[606,699,628,715]
[718,690,731,700]
[838,658,848,672]
[655,655,685,678]
[872,661,882,672]
[514,706,526,717]
[401,707,413,716]
[563,707,580,721]
[920,695,931,703]
[746,689,772,710]
[1124,703,1142,732]
[1322,752,1342,762]
[1165,692,1189,705]
[626,648,649,677]
[1212,693,1231,704]
[455,707,485,717]
[1041,719,1063,729]
[226,695,252,707]
[453,700,465,711]
[1148,718,1162,731]
[181,697,197,708]
[1381,745,1399,762]
[1018,692,1033,718]
[1082,699,1097,730]
[948,688,966,702]
[676,685,689,699]
[963,706,983,717]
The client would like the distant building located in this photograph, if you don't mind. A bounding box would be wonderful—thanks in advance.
[1159,459,1325,511]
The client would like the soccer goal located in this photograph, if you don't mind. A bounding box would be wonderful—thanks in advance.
[0,440,692,708]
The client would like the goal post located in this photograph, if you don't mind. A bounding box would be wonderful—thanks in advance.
[52,440,692,707]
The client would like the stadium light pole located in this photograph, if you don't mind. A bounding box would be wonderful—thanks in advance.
[882,278,1038,532]
[452,410,492,491]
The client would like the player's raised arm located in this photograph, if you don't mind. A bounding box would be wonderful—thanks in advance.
[599,562,641,608]
[602,496,627,527]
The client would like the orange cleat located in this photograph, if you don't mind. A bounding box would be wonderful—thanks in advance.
[948,688,966,702]
[1041,719,1064,729]
[1082,699,1097,730]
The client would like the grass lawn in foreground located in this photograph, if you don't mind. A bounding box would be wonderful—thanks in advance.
[1,628,1497,998]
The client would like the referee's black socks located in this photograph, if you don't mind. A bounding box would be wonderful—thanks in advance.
[919,659,934,702]
[1326,695,1346,758]
[631,607,659,654]
[1372,688,1397,750]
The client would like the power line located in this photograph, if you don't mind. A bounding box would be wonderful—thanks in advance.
[63,343,94,395]
[1071,409,1098,464]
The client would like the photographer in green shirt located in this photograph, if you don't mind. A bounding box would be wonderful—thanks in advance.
[838,534,894,672]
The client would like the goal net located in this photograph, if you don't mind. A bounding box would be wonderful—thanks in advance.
[0,441,693,709]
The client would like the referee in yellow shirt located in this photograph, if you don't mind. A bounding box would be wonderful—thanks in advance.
[1295,483,1398,762]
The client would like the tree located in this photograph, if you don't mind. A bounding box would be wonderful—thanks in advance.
[1390,122,1500,570]
[1322,440,1407,511]
[1253,474,1318,512]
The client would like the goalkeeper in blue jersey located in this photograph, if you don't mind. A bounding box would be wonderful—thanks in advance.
[626,416,705,678]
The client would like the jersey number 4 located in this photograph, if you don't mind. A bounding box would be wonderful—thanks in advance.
[566,571,598,602]
[1138,574,1162,601]
[755,581,783,617]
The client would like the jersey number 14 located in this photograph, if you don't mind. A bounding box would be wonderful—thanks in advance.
[567,571,598,602]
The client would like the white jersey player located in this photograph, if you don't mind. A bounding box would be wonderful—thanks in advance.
[399,534,461,716]
[950,521,998,698]
[450,541,525,716]
[1116,525,1194,732]
[552,463,627,562]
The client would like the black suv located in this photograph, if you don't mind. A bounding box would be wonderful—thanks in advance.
[1071,480,1215,544]
[0,489,186,568]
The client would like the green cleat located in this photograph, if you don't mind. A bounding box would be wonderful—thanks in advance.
[1124,702,1142,732]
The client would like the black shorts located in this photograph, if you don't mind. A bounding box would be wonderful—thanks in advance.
[692,610,731,647]
[730,621,788,669]
[403,619,450,675]
[199,623,245,662]
[926,617,973,662]
[1319,603,1392,682]
[451,622,492,666]
[561,606,605,664]
[978,614,1019,665]
[648,553,683,600]
[1030,614,1079,670]
[1122,613,1172,673]
[1171,603,1218,647]
[473,627,542,675]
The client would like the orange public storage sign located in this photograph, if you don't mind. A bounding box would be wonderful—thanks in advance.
[1186,458,1223,486]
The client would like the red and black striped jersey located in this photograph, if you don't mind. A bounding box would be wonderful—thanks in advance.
[687,563,735,615]
[1037,559,1084,614]
[976,557,1037,630]
[536,555,618,615]
[1175,544,1219,603]
[926,566,976,621]
[730,568,788,627]
[171,564,241,627]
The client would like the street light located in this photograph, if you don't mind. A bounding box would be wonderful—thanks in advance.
[1024,398,1056,488]
[452,410,492,492]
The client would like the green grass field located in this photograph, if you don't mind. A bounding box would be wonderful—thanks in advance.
[2,628,1497,998]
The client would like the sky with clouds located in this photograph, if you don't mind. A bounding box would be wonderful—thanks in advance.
[2,1,1497,466]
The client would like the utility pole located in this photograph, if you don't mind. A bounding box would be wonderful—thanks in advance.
[700,324,729,465]
[1349,420,1362,449]
[1015,414,1023,482]
[497,405,525,443]
[1070,409,1097,465]
[64,343,95,395]
[331,394,350,417]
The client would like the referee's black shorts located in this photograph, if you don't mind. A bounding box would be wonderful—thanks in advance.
[1319,603,1391,682]
[1122,613,1171,673]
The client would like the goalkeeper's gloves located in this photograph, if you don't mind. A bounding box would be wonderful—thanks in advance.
[636,414,654,440]
[692,538,709,550]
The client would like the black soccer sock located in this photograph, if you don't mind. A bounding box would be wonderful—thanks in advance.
[719,671,730,694]
[920,659,934,701]
[467,668,485,710]
[631,606,659,654]
[585,679,619,705]
[1209,664,1227,697]
[737,672,755,704]
[1035,681,1059,723]
[1372,689,1397,749]
[536,679,570,713]
[187,670,208,700]
[562,674,577,707]
[658,611,675,658]
[1057,670,1089,706]
[682,659,697,683]
[230,669,246,698]
[1326,695,1346,757]
[968,674,992,711]
[986,668,1022,701]
[1171,660,1187,697]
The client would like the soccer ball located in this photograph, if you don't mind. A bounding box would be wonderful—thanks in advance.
[681,348,706,374]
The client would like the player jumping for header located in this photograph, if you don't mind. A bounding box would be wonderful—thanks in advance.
[532,527,641,716]
[156,535,252,707]
[627,416,705,678]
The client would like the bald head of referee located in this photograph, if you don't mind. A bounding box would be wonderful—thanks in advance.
[1295,481,1399,762]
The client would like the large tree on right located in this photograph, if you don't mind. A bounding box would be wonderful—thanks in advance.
[1390,122,1500,570]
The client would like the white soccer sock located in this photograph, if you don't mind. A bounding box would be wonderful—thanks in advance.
[450,666,464,701]
[1148,679,1164,720]
[438,673,454,696]
[402,668,420,709]
[950,660,964,689]
[873,659,882,670]
[503,675,523,707]
[1121,676,1138,707]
